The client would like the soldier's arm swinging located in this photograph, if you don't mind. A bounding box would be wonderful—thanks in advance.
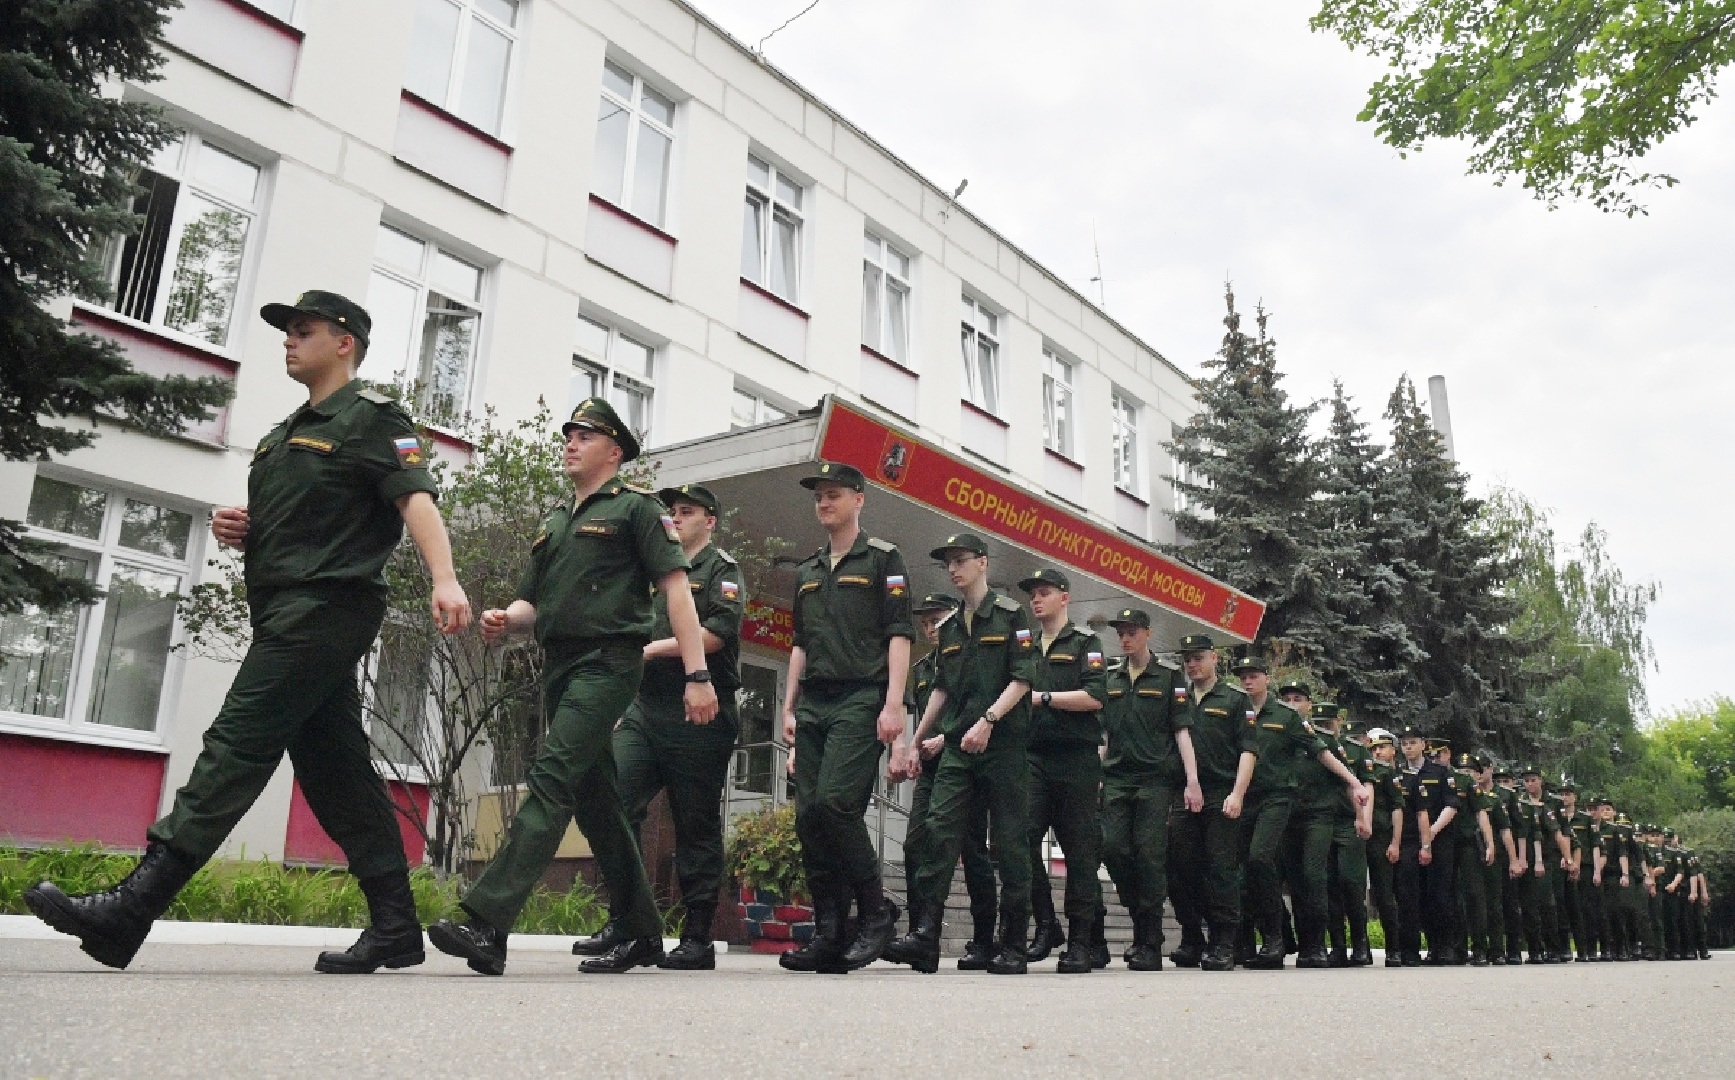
[780,647,807,762]
[1315,748,1370,806]
[959,679,1030,754]
[1175,728,1204,812]
[396,491,470,634]
[1479,809,1496,865]
[1418,809,1434,865]
[657,568,719,725]
[1222,752,1256,819]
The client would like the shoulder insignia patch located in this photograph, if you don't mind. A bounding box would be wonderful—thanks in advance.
[994,595,1021,612]
[1013,628,1032,647]
[253,439,274,461]
[392,435,424,466]
[866,536,897,552]
[1087,650,1104,669]
[715,547,739,565]
[659,513,681,543]
[720,580,740,600]
[1173,685,1188,703]
[885,574,906,595]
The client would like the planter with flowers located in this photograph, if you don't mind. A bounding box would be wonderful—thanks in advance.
[725,804,812,954]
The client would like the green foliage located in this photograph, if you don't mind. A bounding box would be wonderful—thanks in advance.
[1,0,233,614]
[1312,0,1735,215]
[1670,808,1735,903]
[1648,697,1735,808]
[725,805,806,902]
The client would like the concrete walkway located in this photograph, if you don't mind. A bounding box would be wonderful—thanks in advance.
[2,937,1729,1079]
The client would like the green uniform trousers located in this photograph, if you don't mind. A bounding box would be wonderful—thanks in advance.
[1551,861,1574,954]
[1521,867,1559,955]
[1454,839,1490,956]
[1239,792,1293,940]
[1101,781,1175,921]
[1573,874,1602,955]
[1169,799,1245,944]
[1482,858,1508,957]
[615,692,737,911]
[905,756,997,928]
[463,642,659,937]
[1501,857,1528,956]
[1600,879,1627,953]
[1324,815,1368,950]
[1283,806,1333,946]
[793,682,891,897]
[1026,746,1104,926]
[1366,832,1399,941]
[913,742,1031,929]
[148,589,406,880]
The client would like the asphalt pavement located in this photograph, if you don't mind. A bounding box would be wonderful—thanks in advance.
[2,938,1729,1079]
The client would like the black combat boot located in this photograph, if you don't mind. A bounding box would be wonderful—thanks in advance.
[1201,929,1237,973]
[24,842,199,970]
[882,901,942,973]
[428,914,509,976]
[1169,922,1206,968]
[957,910,998,970]
[571,918,623,956]
[580,934,665,973]
[1090,907,1110,970]
[1026,917,1065,962]
[1235,919,1260,967]
[781,889,848,973]
[659,902,717,970]
[840,879,898,970]
[779,891,834,972]
[986,911,1029,975]
[1126,910,1164,971]
[315,870,425,974]
[1350,924,1373,967]
[1055,917,1094,974]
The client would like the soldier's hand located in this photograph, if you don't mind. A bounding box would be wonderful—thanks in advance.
[1350,784,1370,809]
[1183,781,1204,813]
[921,735,944,760]
[1386,842,1400,865]
[212,506,249,550]
[1534,864,1546,877]
[785,743,796,778]
[1485,845,1496,866]
[782,710,796,747]
[1221,792,1243,819]
[1419,846,1433,866]
[885,741,908,784]
[1356,818,1372,840]
[479,608,511,643]
[960,718,993,754]
[684,679,718,725]
[875,702,904,744]
[431,579,471,634]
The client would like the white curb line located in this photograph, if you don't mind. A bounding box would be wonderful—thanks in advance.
[0,914,722,953]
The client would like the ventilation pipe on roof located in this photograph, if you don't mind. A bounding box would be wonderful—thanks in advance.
[1426,375,1456,462]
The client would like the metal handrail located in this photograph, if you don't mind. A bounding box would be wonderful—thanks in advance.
[724,737,913,864]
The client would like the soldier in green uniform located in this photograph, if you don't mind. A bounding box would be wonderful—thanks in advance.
[1017,568,1108,974]
[1643,824,1668,957]
[429,398,716,976]
[1393,728,1460,966]
[27,292,471,973]
[1099,608,1202,972]
[1495,765,1532,964]
[1558,782,1598,961]
[1590,798,1622,959]
[1469,755,1519,965]
[1517,766,1567,963]
[1430,739,1478,965]
[1687,846,1711,959]
[567,484,743,970]
[1362,730,1406,967]
[1230,657,1365,969]
[894,593,1000,969]
[1165,635,1256,972]
[1449,753,1500,965]
[772,462,913,974]
[1303,700,1374,967]
[886,533,1035,974]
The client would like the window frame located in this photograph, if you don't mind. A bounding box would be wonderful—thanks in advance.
[861,232,913,370]
[571,312,658,450]
[1041,346,1076,460]
[959,294,1002,416]
[403,0,522,139]
[366,222,488,431]
[591,57,678,230]
[741,154,806,306]
[730,385,791,430]
[0,471,204,748]
[1111,389,1142,496]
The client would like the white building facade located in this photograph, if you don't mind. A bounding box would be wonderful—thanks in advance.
[0,0,1254,866]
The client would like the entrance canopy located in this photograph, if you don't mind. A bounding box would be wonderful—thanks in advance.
[652,397,1264,651]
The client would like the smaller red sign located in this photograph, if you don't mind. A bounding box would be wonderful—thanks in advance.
[743,599,794,654]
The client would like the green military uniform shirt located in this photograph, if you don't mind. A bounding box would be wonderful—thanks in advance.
[515,479,691,648]
[1369,759,1406,839]
[1567,810,1596,869]
[1437,770,1475,842]
[1185,677,1256,799]
[1297,730,1365,817]
[1027,623,1109,752]
[245,380,439,600]
[932,590,1038,745]
[1101,657,1188,792]
[640,542,744,700]
[1466,786,1506,857]
[1246,696,1329,798]
[791,533,914,682]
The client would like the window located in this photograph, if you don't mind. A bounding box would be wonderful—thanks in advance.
[959,296,1001,415]
[366,224,485,427]
[861,233,912,368]
[741,155,803,304]
[1042,348,1075,458]
[404,0,518,137]
[571,313,655,447]
[1112,390,1141,493]
[0,475,196,736]
[731,387,789,430]
[592,59,676,229]
[1171,422,1205,514]
[101,132,262,349]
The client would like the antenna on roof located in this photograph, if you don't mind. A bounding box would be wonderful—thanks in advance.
[1088,219,1106,309]
[941,178,968,222]
[756,0,821,60]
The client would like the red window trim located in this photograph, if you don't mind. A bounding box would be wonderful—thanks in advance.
[860,344,919,379]
[739,277,810,321]
[400,89,515,155]
[220,0,306,42]
[960,398,1009,429]
[588,193,678,246]
[1044,446,1083,472]
[70,302,240,376]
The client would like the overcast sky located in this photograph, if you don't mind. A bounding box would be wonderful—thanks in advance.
[690,0,1733,718]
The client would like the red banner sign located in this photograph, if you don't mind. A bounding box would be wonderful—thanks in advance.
[816,400,1264,640]
[743,598,794,654]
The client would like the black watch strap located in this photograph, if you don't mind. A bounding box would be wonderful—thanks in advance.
[685,670,712,684]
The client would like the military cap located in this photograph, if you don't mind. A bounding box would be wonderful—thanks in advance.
[1593,796,1612,808]
[1365,727,1395,747]
[658,483,720,516]
[562,397,640,460]
[1519,762,1541,777]
[1492,763,1514,779]
[929,531,988,561]
[1557,779,1577,793]
[1427,735,1453,752]
[913,592,960,614]
[1107,607,1151,630]
[1396,726,1426,742]
[799,461,866,491]
[1230,654,1268,674]
[1615,813,1631,825]
[1276,679,1312,699]
[1311,702,1341,720]
[260,290,372,348]
[1178,633,1216,654]
[1460,752,1490,771]
[1018,567,1070,593]
[1664,827,1677,839]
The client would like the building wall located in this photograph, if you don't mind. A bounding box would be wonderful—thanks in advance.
[0,0,1199,863]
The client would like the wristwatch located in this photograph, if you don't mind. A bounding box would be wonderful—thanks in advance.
[983,711,999,725]
[685,670,712,684]
[1041,691,1053,708]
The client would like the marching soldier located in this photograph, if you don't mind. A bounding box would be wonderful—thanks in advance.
[1495,765,1532,964]
[1517,766,1566,963]
[1393,728,1459,967]
[430,398,714,976]
[1274,683,1358,968]
[896,594,1002,970]
[886,533,1035,974]
[1099,608,1203,972]
[775,462,913,974]
[1452,753,1499,965]
[1308,702,1374,966]
[1018,569,1108,974]
[1363,729,1406,967]
[569,484,743,970]
[1470,755,1520,965]
[1559,782,1598,961]
[27,292,471,973]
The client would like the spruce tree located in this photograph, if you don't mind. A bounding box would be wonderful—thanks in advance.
[1164,285,1328,666]
[0,0,231,613]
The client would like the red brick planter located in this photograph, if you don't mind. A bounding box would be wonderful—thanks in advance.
[738,885,814,954]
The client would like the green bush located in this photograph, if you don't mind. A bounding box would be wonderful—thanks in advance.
[0,845,660,935]
[726,804,805,902]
